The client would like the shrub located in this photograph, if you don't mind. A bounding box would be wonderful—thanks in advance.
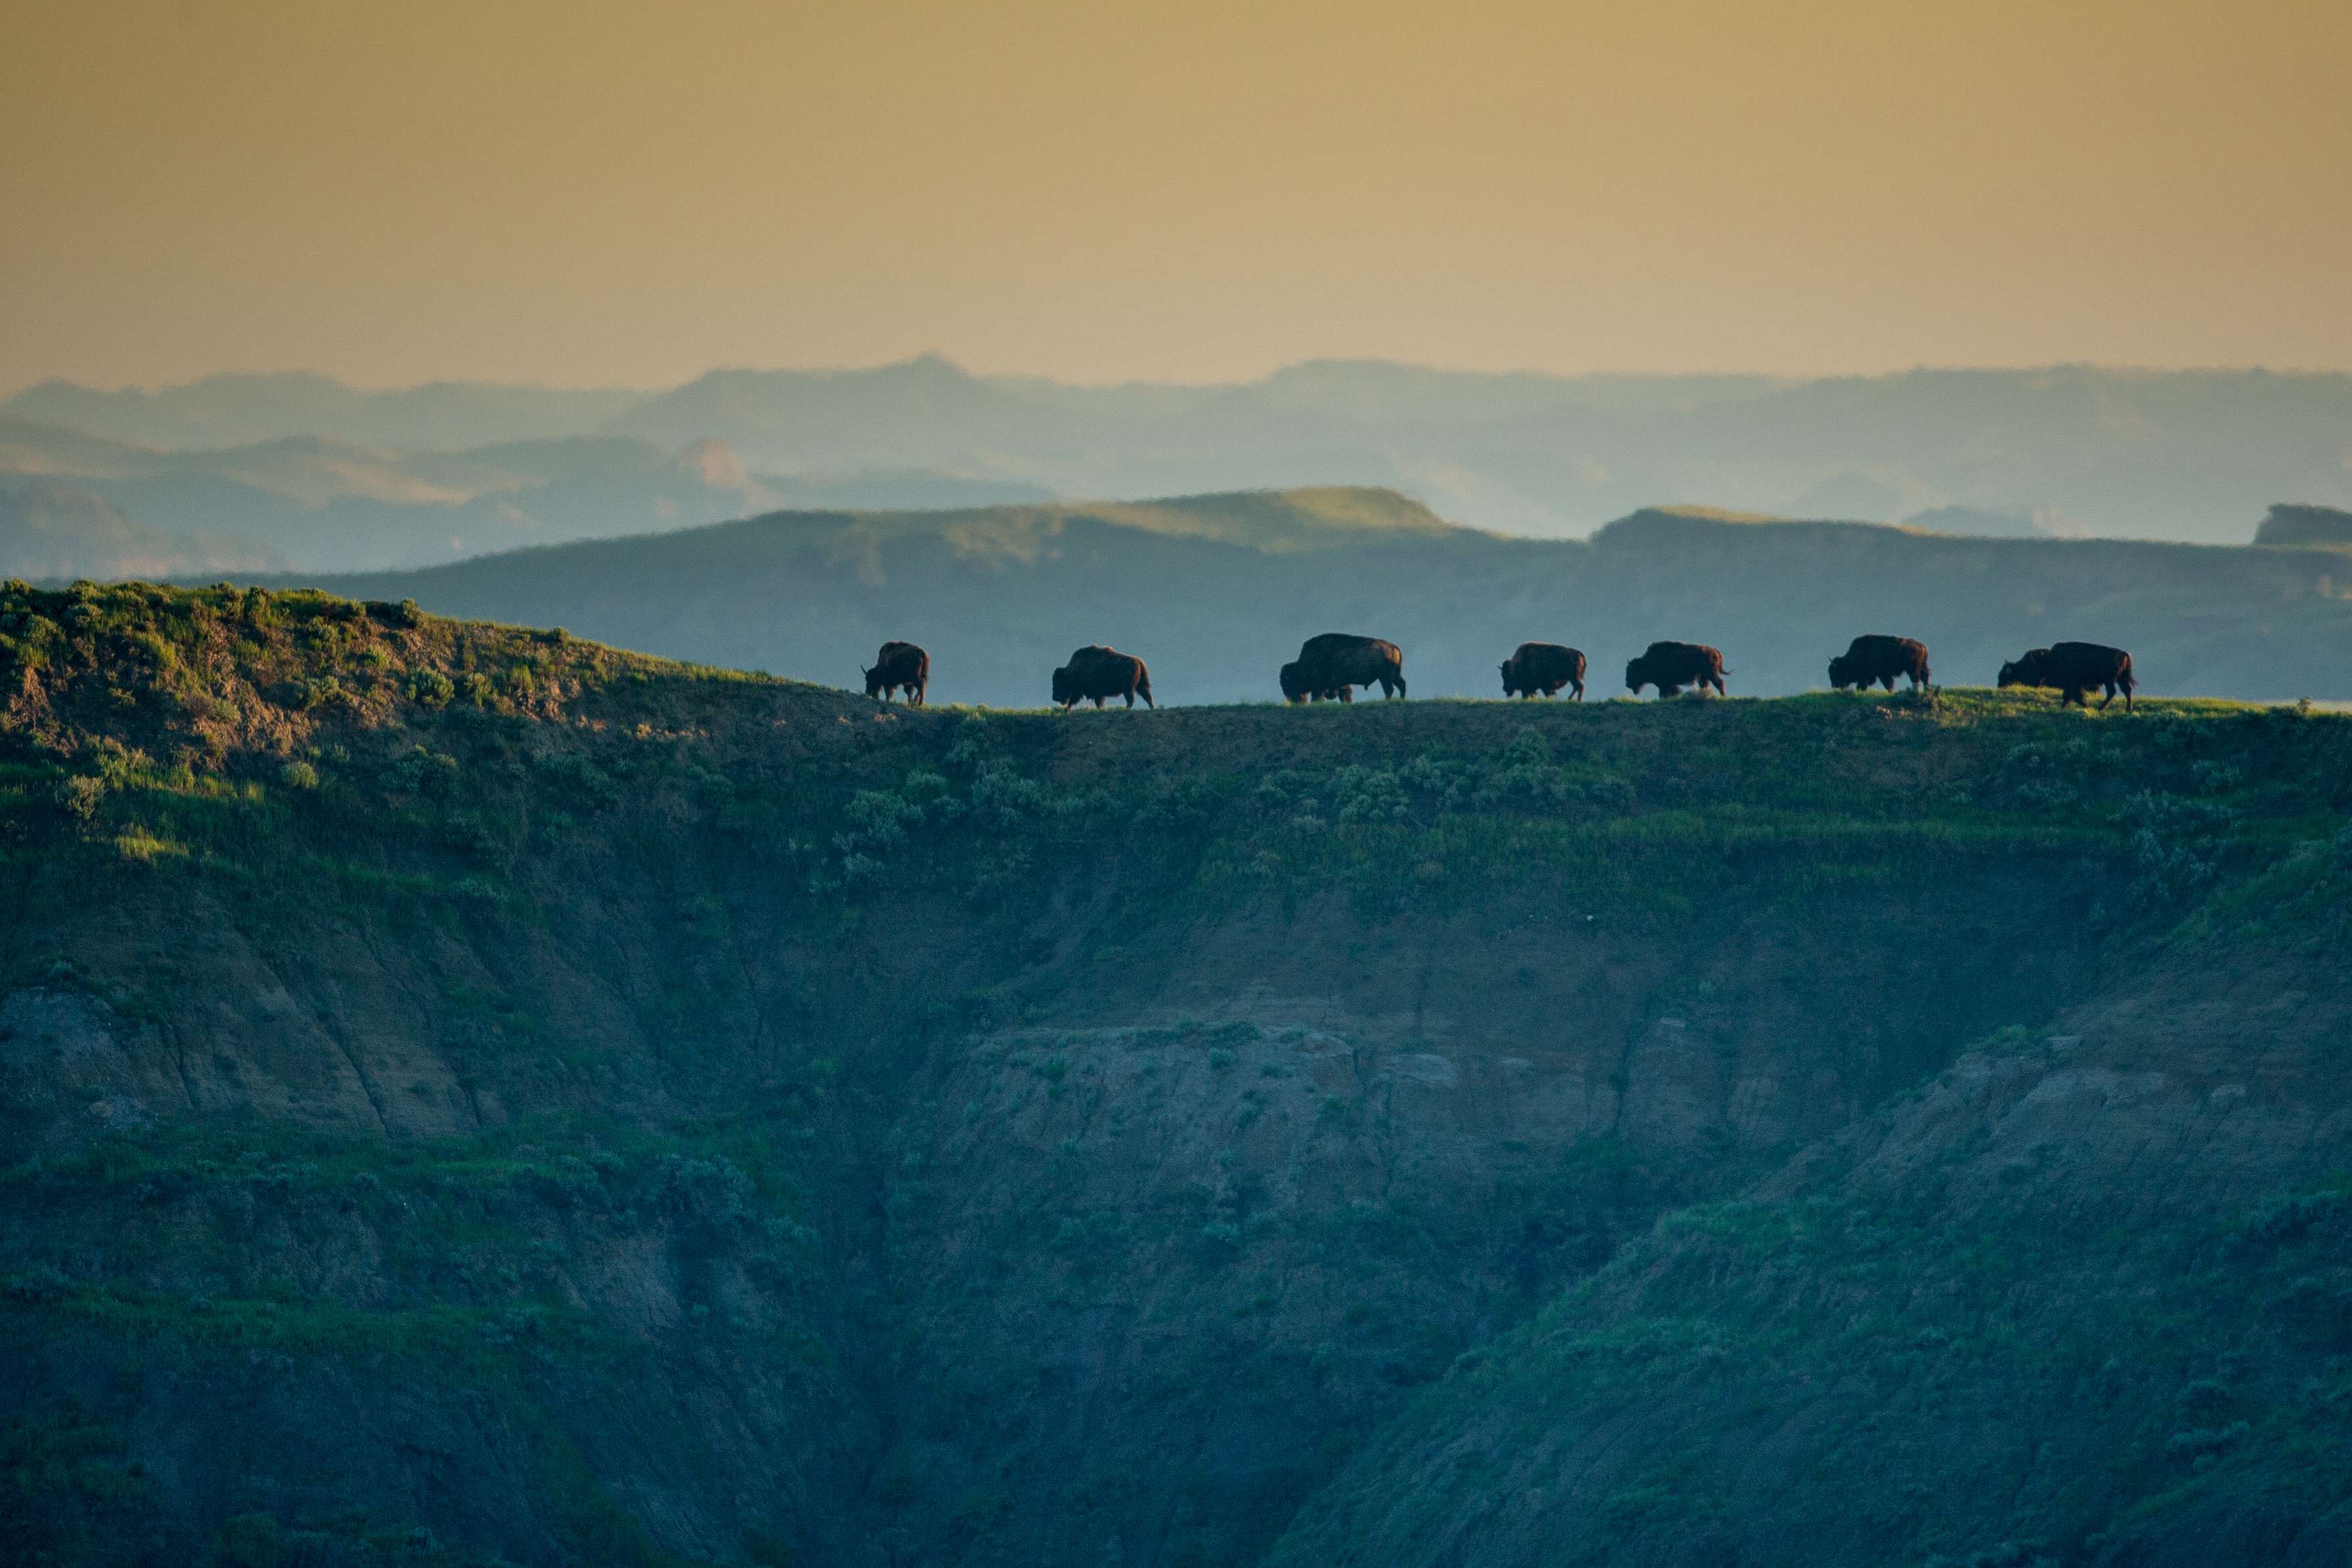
[444,812,500,855]
[384,747,461,800]
[279,761,320,790]
[2165,1420,2248,1456]
[447,877,502,907]
[6,1264,70,1302]
[369,598,423,629]
[2247,1189,2347,1245]
[52,776,105,821]
[538,753,620,807]
[405,668,456,708]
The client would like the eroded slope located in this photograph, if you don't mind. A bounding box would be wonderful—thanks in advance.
[1,579,2345,1565]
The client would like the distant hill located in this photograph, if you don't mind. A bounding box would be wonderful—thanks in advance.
[1901,503,2091,540]
[11,359,2351,546]
[279,487,2352,705]
[0,477,286,580]
[2255,502,2352,546]
[601,359,2352,542]
[0,371,642,451]
[0,419,1055,572]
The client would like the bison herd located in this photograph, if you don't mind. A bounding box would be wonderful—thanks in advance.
[858,634,2141,712]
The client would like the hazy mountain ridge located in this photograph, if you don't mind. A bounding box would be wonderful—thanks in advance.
[9,359,2350,546]
[277,487,2352,707]
[0,372,647,452]
[0,417,1055,574]
[0,478,287,581]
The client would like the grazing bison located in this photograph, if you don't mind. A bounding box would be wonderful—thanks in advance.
[1501,642,1586,701]
[1828,634,1933,693]
[1625,641,1729,699]
[1998,642,2136,712]
[1282,633,1406,702]
[863,640,929,705]
[1052,644,1156,711]
[1279,662,1351,703]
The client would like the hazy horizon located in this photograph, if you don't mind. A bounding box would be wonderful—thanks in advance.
[17,353,2352,405]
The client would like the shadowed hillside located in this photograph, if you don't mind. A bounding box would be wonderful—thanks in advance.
[2,580,2349,1564]
[288,488,2352,706]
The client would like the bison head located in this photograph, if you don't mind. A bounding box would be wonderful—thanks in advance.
[1051,665,1075,707]
[1279,661,1311,703]
[1827,654,1854,690]
[1623,658,1647,693]
[1999,648,2052,689]
[862,666,883,698]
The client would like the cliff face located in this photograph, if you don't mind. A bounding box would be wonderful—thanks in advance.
[2,580,2347,1566]
[1266,936,2352,1567]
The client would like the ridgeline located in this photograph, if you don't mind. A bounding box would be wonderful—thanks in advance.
[3,579,2349,1566]
[285,487,2352,707]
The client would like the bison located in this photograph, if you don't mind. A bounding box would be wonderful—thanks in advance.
[1052,644,1155,711]
[1501,642,1586,701]
[863,640,929,705]
[1828,634,1932,693]
[1278,662,1351,703]
[1998,642,2136,712]
[1281,633,1406,703]
[1625,641,1728,699]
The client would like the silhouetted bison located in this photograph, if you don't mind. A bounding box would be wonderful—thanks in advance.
[1279,663,1351,703]
[864,640,929,705]
[1998,642,2136,712]
[1625,641,1728,699]
[1282,634,1405,702]
[1828,634,1932,693]
[1052,644,1155,711]
[1501,642,1586,701]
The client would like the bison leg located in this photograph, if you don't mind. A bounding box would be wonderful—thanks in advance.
[1572,681,1585,701]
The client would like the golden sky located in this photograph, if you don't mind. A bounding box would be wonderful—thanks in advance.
[4,0,2348,392]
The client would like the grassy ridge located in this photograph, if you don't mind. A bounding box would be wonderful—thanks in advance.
[5,578,2352,1565]
[274,488,2352,709]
